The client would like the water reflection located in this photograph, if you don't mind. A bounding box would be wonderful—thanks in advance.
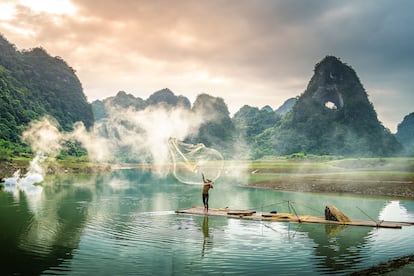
[2,169,44,211]
[0,175,93,275]
[201,215,212,257]
[286,200,414,274]
[379,200,414,222]
[303,223,371,273]
[1,169,414,275]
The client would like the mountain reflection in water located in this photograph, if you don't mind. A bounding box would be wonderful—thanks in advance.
[0,169,413,275]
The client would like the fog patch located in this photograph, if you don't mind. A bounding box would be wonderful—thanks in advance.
[22,117,63,156]
[13,102,226,185]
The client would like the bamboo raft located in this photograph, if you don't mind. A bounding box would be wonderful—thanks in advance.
[175,206,414,229]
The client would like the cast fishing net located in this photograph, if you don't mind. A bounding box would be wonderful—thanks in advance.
[168,138,224,184]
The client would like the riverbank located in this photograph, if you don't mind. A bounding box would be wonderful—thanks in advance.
[0,159,111,178]
[245,158,414,199]
[247,175,414,198]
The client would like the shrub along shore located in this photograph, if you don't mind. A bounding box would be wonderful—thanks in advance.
[0,158,111,178]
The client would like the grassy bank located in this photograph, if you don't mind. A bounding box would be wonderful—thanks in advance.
[0,156,111,178]
[243,157,414,198]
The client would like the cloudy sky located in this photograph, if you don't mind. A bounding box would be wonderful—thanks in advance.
[0,0,413,132]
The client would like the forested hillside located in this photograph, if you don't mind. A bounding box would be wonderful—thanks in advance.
[254,56,402,157]
[0,35,93,144]
[188,93,234,155]
[396,112,414,155]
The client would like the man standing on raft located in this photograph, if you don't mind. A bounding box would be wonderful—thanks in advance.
[201,173,213,212]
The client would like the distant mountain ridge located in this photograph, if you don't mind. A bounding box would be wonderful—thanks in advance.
[396,112,414,155]
[91,89,234,156]
[91,88,190,120]
[275,98,296,115]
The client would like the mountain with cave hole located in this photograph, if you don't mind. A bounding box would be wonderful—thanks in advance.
[262,56,402,156]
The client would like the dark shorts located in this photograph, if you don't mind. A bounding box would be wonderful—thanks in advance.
[202,193,209,206]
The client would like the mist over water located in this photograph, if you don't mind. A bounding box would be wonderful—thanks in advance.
[3,118,60,197]
[6,101,231,189]
[87,105,201,164]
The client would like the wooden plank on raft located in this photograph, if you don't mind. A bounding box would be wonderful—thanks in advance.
[227,210,256,216]
[175,206,413,229]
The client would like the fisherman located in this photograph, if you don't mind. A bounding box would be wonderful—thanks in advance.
[201,173,213,212]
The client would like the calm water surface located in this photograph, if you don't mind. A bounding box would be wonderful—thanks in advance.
[1,169,414,275]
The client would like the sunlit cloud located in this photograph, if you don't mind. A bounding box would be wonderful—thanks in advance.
[0,2,17,20]
[1,22,35,37]
[19,0,77,15]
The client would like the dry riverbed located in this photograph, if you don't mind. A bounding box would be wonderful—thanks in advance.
[247,175,414,198]
[245,158,414,199]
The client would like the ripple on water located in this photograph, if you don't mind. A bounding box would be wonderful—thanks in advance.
[33,197,414,275]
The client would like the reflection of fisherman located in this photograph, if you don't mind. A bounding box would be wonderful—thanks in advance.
[201,173,213,212]
[201,215,210,257]
[202,215,209,238]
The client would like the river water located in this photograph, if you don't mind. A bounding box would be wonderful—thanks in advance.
[1,169,414,275]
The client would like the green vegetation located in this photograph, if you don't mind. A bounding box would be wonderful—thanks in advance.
[253,56,402,157]
[242,157,414,198]
[0,34,93,143]
[0,139,32,161]
[188,93,235,156]
[45,156,111,174]
[396,112,414,155]
[57,141,88,159]
[232,105,282,159]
